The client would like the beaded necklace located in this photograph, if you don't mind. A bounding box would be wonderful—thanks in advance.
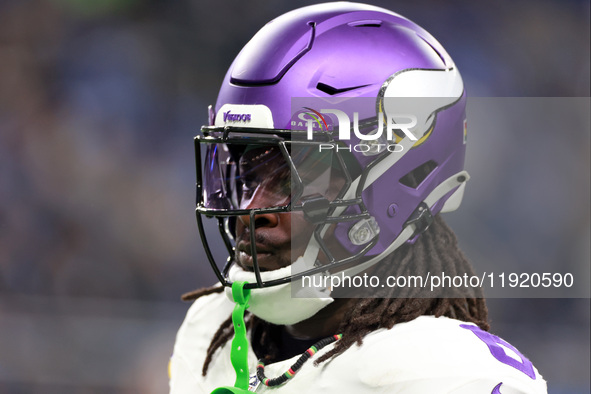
[256,333,343,387]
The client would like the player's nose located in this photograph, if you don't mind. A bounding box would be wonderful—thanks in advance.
[238,187,280,229]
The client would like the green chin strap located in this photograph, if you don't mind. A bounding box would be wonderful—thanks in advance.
[211,281,252,394]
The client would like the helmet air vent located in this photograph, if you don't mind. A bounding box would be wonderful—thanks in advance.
[347,19,382,28]
[399,160,438,189]
[316,82,370,95]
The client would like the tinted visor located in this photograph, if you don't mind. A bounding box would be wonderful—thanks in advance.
[203,143,291,210]
[201,139,348,212]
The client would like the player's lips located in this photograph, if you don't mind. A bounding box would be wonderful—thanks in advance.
[236,243,274,271]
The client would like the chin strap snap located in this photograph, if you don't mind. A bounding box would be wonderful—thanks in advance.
[404,202,434,239]
[211,281,252,394]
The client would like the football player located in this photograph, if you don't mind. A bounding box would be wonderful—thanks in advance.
[169,3,547,393]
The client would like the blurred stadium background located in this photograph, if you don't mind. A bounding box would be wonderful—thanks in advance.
[0,0,589,392]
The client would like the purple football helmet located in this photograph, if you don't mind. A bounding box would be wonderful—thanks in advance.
[195,2,468,289]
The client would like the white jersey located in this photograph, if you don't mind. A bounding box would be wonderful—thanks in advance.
[169,292,547,393]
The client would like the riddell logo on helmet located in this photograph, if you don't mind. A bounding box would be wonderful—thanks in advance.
[296,108,418,154]
[223,110,251,123]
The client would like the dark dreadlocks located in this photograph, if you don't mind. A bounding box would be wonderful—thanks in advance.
[182,215,489,376]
